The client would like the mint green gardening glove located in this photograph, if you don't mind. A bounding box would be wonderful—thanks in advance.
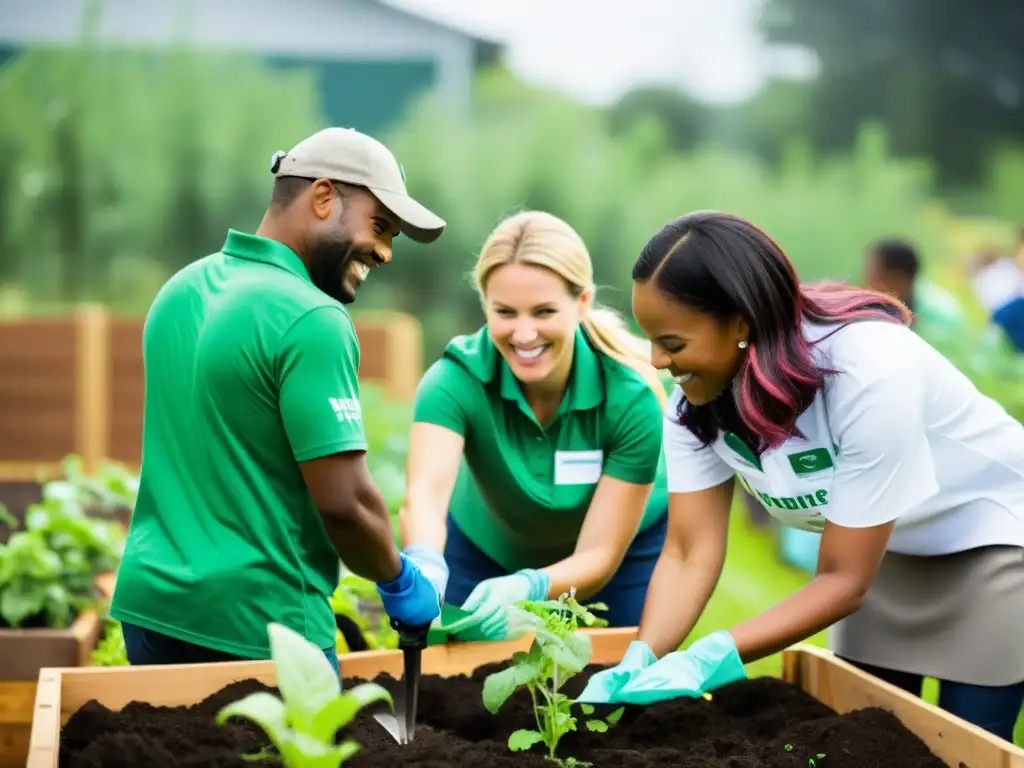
[447,569,551,642]
[575,640,657,703]
[613,631,747,706]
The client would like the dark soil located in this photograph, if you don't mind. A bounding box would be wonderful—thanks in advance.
[59,661,948,768]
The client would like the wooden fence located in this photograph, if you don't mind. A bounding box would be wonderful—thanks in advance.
[0,304,422,482]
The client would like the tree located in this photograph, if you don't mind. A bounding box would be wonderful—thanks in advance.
[761,0,1024,187]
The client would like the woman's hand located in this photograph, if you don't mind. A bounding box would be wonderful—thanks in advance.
[447,569,551,642]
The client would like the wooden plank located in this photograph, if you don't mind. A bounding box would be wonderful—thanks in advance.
[31,634,1022,768]
[0,683,36,725]
[73,305,110,474]
[782,644,1024,768]
[0,575,114,767]
[0,611,101,681]
[0,725,30,768]
[26,671,60,768]
[0,464,62,482]
[25,627,635,768]
[0,684,35,768]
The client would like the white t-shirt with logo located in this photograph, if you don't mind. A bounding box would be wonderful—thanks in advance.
[664,319,1024,556]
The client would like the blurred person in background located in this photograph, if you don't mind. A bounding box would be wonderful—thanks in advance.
[864,237,967,349]
[968,243,1024,354]
[110,128,446,670]
[398,210,670,641]
[580,211,1024,742]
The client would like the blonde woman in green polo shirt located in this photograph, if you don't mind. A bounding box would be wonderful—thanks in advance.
[398,211,670,642]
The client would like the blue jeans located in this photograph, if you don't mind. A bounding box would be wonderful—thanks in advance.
[841,657,1024,743]
[122,621,341,677]
[443,511,668,627]
[992,296,1024,353]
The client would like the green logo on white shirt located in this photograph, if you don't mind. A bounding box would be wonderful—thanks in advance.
[754,487,829,511]
[787,448,833,475]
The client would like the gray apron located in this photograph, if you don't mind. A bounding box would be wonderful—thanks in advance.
[829,544,1024,686]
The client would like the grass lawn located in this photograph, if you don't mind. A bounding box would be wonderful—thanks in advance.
[690,505,1024,747]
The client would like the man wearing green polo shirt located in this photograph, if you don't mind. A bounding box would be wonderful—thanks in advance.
[398,211,670,642]
[110,127,447,668]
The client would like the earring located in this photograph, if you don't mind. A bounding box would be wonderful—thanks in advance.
[738,340,749,349]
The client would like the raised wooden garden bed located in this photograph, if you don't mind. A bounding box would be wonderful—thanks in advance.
[0,574,115,768]
[0,612,103,768]
[26,628,1024,768]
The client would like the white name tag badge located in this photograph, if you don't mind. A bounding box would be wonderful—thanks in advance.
[554,450,603,486]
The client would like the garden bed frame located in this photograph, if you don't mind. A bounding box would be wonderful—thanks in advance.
[0,573,115,768]
[26,628,1024,768]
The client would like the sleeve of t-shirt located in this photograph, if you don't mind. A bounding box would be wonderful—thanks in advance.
[663,389,735,493]
[412,358,470,437]
[822,336,940,528]
[601,387,665,485]
[277,307,367,462]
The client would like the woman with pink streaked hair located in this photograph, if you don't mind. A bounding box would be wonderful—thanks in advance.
[577,210,1024,743]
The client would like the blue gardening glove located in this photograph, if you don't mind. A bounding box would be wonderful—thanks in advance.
[576,640,657,703]
[615,630,747,706]
[402,544,449,602]
[375,553,441,628]
[447,569,551,642]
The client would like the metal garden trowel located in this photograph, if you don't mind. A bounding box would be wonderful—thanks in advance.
[372,618,431,744]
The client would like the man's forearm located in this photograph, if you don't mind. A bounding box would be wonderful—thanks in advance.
[636,551,723,658]
[324,485,402,583]
[729,573,865,663]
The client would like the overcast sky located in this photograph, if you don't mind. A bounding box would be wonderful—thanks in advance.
[388,0,816,106]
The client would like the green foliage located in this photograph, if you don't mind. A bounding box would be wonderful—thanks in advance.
[330,572,398,652]
[481,591,610,764]
[91,617,128,667]
[356,383,413,519]
[0,43,324,307]
[378,73,953,358]
[41,455,138,519]
[0,495,124,628]
[216,623,392,767]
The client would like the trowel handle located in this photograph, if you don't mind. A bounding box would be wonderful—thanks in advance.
[390,618,431,650]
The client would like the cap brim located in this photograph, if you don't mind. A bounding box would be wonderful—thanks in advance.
[371,187,446,244]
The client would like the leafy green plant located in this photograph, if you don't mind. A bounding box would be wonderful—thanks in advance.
[0,497,124,628]
[91,617,128,666]
[216,622,393,767]
[481,591,610,765]
[331,571,398,652]
[41,455,139,519]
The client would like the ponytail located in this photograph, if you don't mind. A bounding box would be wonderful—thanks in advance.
[581,304,669,407]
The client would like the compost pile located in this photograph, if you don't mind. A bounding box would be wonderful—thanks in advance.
[59,661,948,768]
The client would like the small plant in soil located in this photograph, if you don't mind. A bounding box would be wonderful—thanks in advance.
[481,590,613,766]
[216,622,393,767]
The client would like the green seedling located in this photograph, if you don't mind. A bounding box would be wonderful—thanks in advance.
[216,622,393,767]
[577,703,625,733]
[783,744,826,766]
[481,590,609,765]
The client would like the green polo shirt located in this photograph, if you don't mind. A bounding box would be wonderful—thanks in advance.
[110,229,364,658]
[414,326,668,571]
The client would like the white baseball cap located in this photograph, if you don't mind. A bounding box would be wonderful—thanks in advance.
[271,127,446,243]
